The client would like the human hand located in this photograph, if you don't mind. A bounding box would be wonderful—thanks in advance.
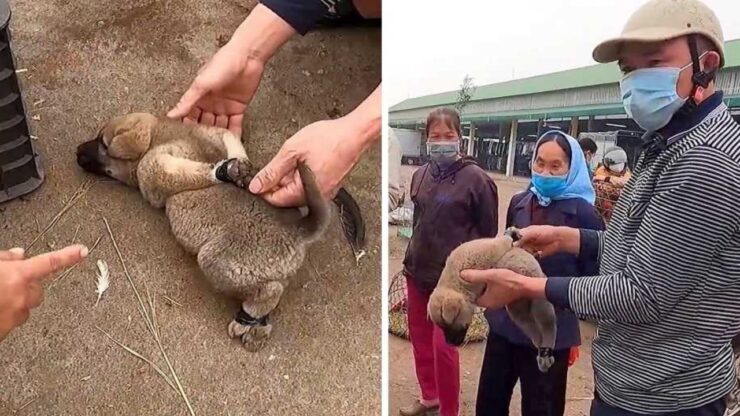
[247,117,364,206]
[249,85,381,207]
[0,245,88,342]
[167,4,296,136]
[167,44,264,136]
[460,268,537,309]
[517,225,580,257]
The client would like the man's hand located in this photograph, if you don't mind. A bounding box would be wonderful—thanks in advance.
[460,268,546,309]
[0,245,88,342]
[167,4,296,136]
[248,117,366,206]
[517,225,580,257]
[249,85,381,207]
[167,45,264,136]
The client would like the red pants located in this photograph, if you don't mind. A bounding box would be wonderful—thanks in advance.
[406,276,460,416]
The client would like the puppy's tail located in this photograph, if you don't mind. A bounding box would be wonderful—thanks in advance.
[333,187,366,261]
[297,161,331,240]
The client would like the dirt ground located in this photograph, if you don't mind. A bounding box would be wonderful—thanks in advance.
[388,165,596,416]
[0,1,380,415]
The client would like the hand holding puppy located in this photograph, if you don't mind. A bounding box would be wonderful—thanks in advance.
[515,225,581,258]
[248,85,381,207]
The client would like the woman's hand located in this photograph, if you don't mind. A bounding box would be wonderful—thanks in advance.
[249,85,381,207]
[460,268,546,309]
[0,245,88,342]
[517,225,580,257]
[167,4,296,136]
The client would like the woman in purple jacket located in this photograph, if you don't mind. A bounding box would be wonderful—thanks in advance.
[400,108,499,416]
[476,130,604,416]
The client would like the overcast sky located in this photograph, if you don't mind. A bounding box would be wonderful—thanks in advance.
[384,0,740,107]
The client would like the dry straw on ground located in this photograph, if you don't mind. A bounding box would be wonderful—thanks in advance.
[25,178,96,252]
[101,217,195,416]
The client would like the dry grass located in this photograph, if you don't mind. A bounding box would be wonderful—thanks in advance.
[95,326,177,392]
[101,217,195,416]
[25,178,96,252]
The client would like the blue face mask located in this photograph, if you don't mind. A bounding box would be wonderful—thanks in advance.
[531,172,568,198]
[619,62,694,132]
[427,141,459,169]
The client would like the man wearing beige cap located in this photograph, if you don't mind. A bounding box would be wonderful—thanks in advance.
[463,0,740,415]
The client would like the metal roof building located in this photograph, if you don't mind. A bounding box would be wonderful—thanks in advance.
[389,39,740,177]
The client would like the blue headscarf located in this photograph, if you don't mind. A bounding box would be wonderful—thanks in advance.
[529,130,596,206]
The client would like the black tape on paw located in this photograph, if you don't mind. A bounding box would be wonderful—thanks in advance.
[215,159,236,182]
[235,309,268,327]
[504,228,521,242]
[538,347,553,357]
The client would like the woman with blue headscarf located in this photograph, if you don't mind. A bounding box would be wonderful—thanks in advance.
[476,131,604,416]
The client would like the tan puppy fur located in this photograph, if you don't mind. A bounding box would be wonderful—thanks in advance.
[76,113,330,351]
[428,228,557,372]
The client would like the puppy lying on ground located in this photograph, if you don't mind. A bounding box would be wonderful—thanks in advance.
[76,113,356,351]
[428,228,557,372]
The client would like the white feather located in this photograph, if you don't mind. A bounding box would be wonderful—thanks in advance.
[95,260,110,306]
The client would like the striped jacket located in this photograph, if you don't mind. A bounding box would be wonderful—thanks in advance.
[547,94,740,413]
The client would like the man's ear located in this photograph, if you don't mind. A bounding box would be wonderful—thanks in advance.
[107,121,151,160]
[702,51,721,74]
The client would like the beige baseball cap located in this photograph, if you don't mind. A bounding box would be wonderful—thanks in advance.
[592,0,725,67]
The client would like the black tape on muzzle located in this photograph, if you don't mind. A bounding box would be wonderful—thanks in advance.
[442,325,469,346]
[76,140,105,175]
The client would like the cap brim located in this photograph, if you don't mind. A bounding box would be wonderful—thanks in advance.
[592,27,697,63]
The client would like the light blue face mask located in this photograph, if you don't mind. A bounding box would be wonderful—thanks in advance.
[531,172,568,198]
[619,61,694,132]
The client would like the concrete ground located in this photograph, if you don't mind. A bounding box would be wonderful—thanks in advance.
[0,1,380,415]
[388,165,595,416]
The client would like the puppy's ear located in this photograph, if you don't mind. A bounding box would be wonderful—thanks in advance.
[108,120,152,160]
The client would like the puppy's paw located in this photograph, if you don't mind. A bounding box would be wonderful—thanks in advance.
[503,227,522,242]
[240,323,273,352]
[537,348,555,372]
[215,158,254,188]
[227,310,272,352]
[228,320,250,339]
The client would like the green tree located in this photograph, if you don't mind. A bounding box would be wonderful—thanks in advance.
[455,74,476,114]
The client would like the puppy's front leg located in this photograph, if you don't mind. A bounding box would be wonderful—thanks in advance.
[191,125,248,159]
[138,153,223,207]
[190,126,257,188]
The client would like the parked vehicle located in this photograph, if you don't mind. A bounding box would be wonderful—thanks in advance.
[392,128,427,165]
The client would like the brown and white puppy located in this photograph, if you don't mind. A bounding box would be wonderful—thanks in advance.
[427,228,557,372]
[76,113,330,351]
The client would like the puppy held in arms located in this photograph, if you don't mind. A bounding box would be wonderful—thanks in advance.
[76,113,362,352]
[428,228,557,372]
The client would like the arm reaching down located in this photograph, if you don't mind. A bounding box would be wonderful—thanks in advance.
[547,146,740,323]
[168,4,296,135]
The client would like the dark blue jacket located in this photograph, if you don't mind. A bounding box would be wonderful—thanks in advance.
[485,191,605,350]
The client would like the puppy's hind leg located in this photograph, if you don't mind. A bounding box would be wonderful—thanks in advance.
[227,282,285,352]
[506,299,543,347]
[531,299,557,372]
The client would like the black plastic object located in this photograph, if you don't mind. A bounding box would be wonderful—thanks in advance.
[0,0,43,203]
